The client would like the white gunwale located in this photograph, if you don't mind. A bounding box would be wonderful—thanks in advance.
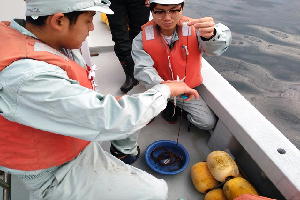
[200,59,300,200]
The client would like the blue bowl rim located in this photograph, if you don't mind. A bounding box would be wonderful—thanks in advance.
[144,140,190,175]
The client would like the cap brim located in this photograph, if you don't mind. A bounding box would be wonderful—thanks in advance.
[150,0,184,4]
[79,6,114,14]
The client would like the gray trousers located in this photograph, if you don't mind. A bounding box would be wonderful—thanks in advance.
[174,85,216,130]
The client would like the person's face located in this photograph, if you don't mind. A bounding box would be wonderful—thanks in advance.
[152,4,182,35]
[61,11,95,49]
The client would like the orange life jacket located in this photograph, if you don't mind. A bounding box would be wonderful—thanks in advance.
[0,21,91,171]
[141,16,202,88]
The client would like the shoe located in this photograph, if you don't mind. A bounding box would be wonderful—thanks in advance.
[120,76,139,93]
[110,145,140,165]
[161,101,178,123]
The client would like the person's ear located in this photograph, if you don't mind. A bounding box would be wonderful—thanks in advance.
[47,13,67,31]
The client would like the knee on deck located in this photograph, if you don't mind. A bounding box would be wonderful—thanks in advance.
[187,113,217,130]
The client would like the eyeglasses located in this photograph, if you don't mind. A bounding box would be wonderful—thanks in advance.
[152,8,182,18]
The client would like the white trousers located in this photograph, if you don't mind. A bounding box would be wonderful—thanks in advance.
[111,131,139,155]
[29,142,168,200]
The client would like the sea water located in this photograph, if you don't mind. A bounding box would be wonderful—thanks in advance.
[185,0,300,149]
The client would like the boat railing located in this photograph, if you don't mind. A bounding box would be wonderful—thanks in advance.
[200,58,300,200]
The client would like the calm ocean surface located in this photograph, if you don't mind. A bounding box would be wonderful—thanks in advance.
[185,0,300,149]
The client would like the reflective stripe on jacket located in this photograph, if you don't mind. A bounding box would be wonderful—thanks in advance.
[0,21,90,171]
[141,17,202,88]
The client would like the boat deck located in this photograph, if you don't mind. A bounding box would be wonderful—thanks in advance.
[94,48,212,200]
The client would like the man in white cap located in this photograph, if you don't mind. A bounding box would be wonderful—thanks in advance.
[0,0,199,199]
[133,0,232,129]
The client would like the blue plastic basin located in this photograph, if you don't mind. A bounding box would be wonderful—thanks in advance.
[145,140,190,175]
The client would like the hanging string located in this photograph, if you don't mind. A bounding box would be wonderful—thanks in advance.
[176,21,189,145]
[176,100,184,145]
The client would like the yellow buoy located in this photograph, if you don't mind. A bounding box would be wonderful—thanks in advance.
[223,177,258,200]
[191,162,219,193]
[207,151,240,182]
[204,188,228,200]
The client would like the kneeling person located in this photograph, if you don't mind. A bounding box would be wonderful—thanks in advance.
[132,0,232,130]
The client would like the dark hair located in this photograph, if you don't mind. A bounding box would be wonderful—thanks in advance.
[150,2,184,11]
[26,11,85,26]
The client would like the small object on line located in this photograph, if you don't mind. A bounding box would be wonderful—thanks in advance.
[180,94,188,99]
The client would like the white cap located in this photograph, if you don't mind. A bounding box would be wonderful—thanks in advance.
[149,0,184,4]
[26,0,114,17]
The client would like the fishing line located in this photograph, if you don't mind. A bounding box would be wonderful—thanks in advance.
[151,22,190,169]
[176,21,189,145]
[176,100,184,145]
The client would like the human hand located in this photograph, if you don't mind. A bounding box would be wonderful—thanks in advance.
[115,96,122,101]
[162,81,200,101]
[188,17,215,39]
[145,0,150,7]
